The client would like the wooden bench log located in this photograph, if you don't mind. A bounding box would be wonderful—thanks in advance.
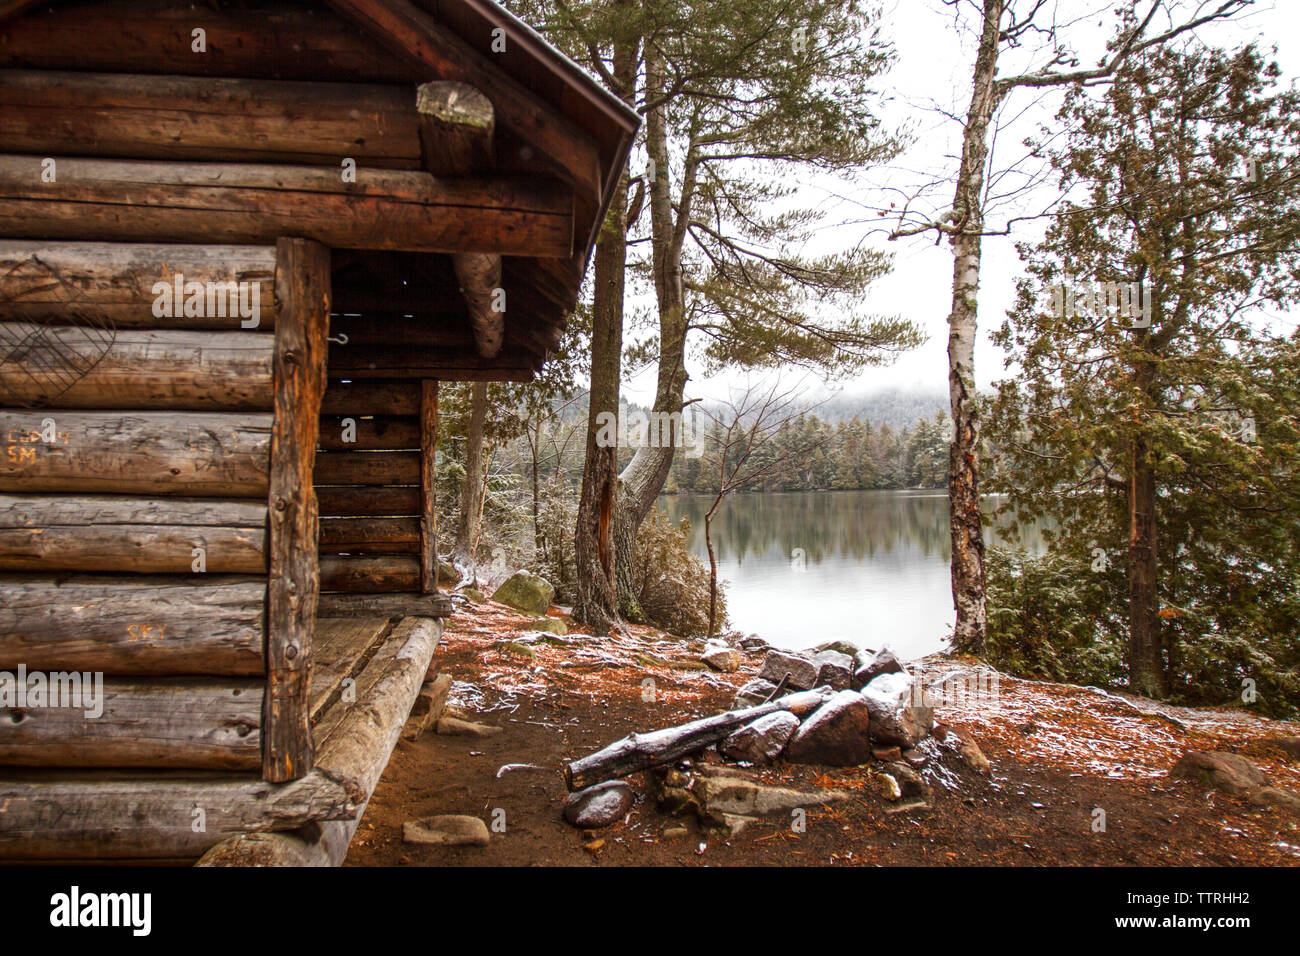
[0,678,263,770]
[0,155,574,259]
[0,240,277,329]
[316,592,451,620]
[0,494,268,573]
[0,410,271,496]
[0,573,265,675]
[0,324,274,410]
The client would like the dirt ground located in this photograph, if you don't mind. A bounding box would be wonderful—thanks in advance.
[346,600,1300,867]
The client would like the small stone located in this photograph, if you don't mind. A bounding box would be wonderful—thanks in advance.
[563,780,634,829]
[945,728,990,774]
[733,678,779,708]
[902,747,928,768]
[528,616,568,635]
[583,839,605,854]
[739,636,770,651]
[720,710,800,765]
[758,649,820,691]
[402,814,490,847]
[1247,787,1300,816]
[784,690,873,766]
[702,642,741,673]
[874,773,902,800]
[403,672,454,740]
[663,826,689,841]
[496,640,538,658]
[884,760,931,801]
[813,639,862,658]
[462,586,486,603]
[812,650,855,691]
[872,745,902,762]
[852,647,904,689]
[435,716,503,737]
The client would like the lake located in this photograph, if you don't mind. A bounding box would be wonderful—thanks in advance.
[657,490,1045,661]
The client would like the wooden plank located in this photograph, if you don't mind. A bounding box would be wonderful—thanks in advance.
[0,69,422,167]
[315,485,420,518]
[307,617,391,721]
[0,679,263,770]
[264,237,329,783]
[0,769,355,862]
[316,592,451,619]
[0,155,574,259]
[0,573,265,676]
[319,554,420,592]
[0,325,274,410]
[314,450,420,486]
[317,415,419,451]
[421,379,438,593]
[326,343,537,380]
[0,240,277,329]
[0,410,271,497]
[320,380,420,416]
[0,494,267,573]
[319,516,418,552]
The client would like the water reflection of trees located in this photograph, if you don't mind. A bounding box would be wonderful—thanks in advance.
[659,491,1046,566]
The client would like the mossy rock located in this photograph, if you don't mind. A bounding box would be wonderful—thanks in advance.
[528,616,568,635]
[437,561,460,586]
[496,641,538,659]
[490,570,555,614]
[462,586,486,603]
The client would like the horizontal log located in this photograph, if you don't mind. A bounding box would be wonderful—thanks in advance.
[316,592,451,619]
[0,573,265,676]
[0,0,416,84]
[320,380,420,416]
[0,324,274,410]
[317,415,420,451]
[319,516,418,552]
[319,554,420,592]
[314,450,420,486]
[309,617,393,721]
[315,485,420,518]
[327,343,537,381]
[0,240,277,329]
[0,678,263,770]
[0,769,355,861]
[0,69,423,168]
[0,155,574,258]
[0,494,267,573]
[0,410,272,496]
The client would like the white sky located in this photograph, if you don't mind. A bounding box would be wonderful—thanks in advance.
[618,0,1300,408]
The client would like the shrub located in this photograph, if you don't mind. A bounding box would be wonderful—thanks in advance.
[630,509,725,640]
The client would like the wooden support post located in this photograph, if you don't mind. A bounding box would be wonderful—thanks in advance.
[264,238,330,783]
[420,379,439,593]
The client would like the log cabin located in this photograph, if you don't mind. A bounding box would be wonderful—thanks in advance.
[0,0,637,864]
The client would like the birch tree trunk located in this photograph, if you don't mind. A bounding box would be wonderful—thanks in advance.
[946,0,1005,655]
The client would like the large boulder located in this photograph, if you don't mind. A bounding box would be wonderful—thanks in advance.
[758,649,819,690]
[784,690,873,766]
[720,710,800,765]
[701,641,741,673]
[853,647,904,689]
[733,678,779,708]
[861,672,934,748]
[491,570,555,614]
[528,616,568,635]
[563,780,634,829]
[1169,751,1269,796]
[812,650,855,691]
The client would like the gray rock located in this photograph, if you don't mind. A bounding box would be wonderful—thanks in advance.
[720,710,800,765]
[861,671,934,748]
[884,760,931,801]
[689,766,853,821]
[490,570,556,614]
[435,716,503,737]
[701,642,741,673]
[739,635,770,650]
[563,780,634,829]
[813,650,855,691]
[1169,751,1269,796]
[733,678,779,708]
[784,689,873,766]
[402,814,490,847]
[758,649,819,690]
[814,639,863,658]
[853,647,904,689]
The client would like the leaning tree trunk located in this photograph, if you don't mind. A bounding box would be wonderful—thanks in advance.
[945,0,1005,656]
[452,380,489,577]
[612,44,692,620]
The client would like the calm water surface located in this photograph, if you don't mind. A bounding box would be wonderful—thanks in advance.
[658,490,1045,661]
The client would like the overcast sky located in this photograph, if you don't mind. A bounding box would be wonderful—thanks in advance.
[619,0,1300,408]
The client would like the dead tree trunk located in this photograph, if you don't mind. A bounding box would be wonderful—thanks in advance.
[451,381,488,576]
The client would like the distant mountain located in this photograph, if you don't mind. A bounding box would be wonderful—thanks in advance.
[815,387,949,430]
